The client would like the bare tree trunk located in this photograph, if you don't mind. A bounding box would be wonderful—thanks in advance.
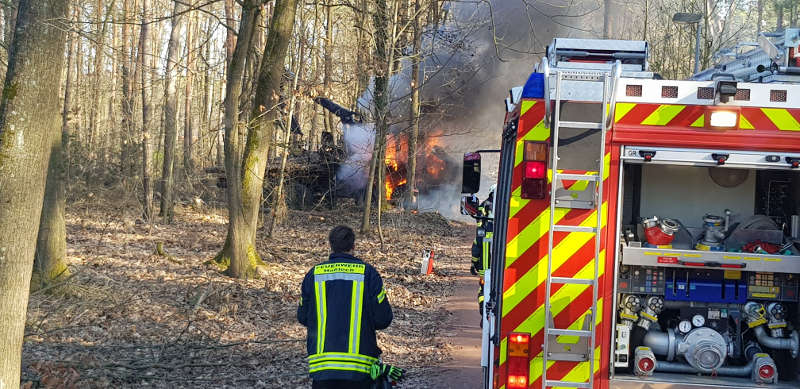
[3,1,16,47]
[360,140,379,233]
[75,21,82,124]
[160,0,186,223]
[88,1,111,163]
[757,0,763,38]
[293,15,306,146]
[407,0,420,210]
[268,65,300,236]
[64,6,77,183]
[216,79,225,166]
[642,0,648,41]
[139,0,153,221]
[221,1,259,279]
[362,0,390,234]
[202,15,214,168]
[184,8,197,176]
[307,4,320,151]
[212,0,299,279]
[32,110,69,290]
[603,0,612,38]
[222,0,238,169]
[152,19,164,158]
[225,0,236,68]
[107,10,118,167]
[355,0,368,98]
[375,0,399,246]
[121,0,135,180]
[32,4,75,291]
[309,103,319,150]
[702,0,710,69]
[777,3,784,31]
[0,0,69,383]
[213,0,261,278]
[323,0,334,138]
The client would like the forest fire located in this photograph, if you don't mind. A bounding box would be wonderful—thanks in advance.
[383,131,455,202]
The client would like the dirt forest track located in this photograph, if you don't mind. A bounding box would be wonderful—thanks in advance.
[21,197,476,388]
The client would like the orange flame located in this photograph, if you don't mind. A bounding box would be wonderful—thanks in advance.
[384,135,406,201]
[422,131,445,180]
[385,180,393,201]
[382,132,445,202]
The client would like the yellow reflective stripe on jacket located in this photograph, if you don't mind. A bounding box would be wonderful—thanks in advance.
[348,280,365,353]
[308,352,378,365]
[314,281,327,354]
[309,363,370,374]
[314,262,366,275]
[377,288,386,304]
[315,273,365,282]
[308,352,377,374]
[482,231,493,274]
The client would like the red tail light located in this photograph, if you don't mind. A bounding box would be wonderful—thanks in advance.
[521,141,548,199]
[524,161,546,179]
[758,365,775,379]
[507,333,531,388]
[507,375,528,388]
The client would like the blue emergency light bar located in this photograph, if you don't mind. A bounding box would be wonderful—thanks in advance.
[521,73,545,99]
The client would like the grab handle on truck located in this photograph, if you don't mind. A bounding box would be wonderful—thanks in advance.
[606,60,623,129]
[541,57,551,128]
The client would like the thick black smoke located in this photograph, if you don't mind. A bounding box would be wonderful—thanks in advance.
[343,1,600,218]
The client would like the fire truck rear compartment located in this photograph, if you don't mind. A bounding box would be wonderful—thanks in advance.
[611,154,800,388]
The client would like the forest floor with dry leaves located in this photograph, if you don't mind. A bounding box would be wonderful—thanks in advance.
[21,195,475,388]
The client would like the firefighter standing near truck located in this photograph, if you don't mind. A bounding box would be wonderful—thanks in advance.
[297,225,404,389]
[470,185,495,316]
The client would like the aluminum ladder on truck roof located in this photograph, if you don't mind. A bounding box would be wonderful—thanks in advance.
[545,38,653,80]
[540,63,620,389]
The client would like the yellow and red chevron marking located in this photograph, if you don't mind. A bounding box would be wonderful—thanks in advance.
[498,98,611,388]
[614,102,800,131]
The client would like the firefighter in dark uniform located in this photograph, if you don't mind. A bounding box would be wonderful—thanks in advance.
[314,96,364,124]
[298,225,403,389]
[470,185,495,316]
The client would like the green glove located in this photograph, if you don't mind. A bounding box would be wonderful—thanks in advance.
[385,364,405,381]
[369,363,382,380]
[370,362,405,382]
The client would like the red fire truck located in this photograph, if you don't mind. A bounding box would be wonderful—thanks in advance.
[462,34,800,389]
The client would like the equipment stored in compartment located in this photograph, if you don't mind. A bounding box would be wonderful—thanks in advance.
[614,151,800,385]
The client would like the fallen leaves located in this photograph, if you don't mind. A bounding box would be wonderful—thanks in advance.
[22,200,473,388]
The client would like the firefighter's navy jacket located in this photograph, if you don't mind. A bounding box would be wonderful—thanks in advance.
[471,193,494,276]
[297,253,393,381]
[314,97,363,124]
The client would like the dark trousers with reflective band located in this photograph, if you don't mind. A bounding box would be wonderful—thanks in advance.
[475,231,492,316]
[477,280,485,314]
[312,379,374,389]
